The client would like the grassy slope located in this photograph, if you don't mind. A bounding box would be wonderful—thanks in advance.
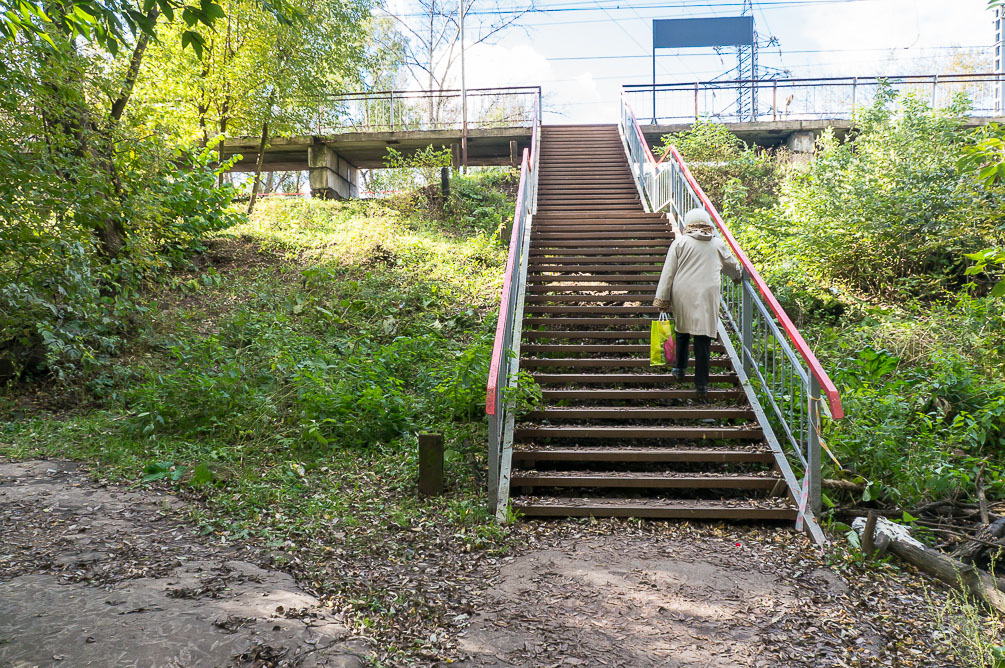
[0,186,519,660]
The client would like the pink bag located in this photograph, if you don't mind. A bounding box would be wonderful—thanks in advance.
[663,336,676,364]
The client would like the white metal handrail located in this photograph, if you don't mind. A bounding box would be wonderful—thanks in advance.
[619,93,841,543]
[485,90,541,518]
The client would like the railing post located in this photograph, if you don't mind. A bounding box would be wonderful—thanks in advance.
[851,77,857,117]
[488,415,499,512]
[694,81,699,120]
[932,74,939,108]
[772,80,777,122]
[389,90,395,131]
[808,375,822,515]
[740,277,753,377]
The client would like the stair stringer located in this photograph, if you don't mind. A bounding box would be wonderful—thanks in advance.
[495,207,537,522]
[716,319,827,546]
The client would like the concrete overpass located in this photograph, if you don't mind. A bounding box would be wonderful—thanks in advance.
[639,117,1004,154]
[221,127,532,199]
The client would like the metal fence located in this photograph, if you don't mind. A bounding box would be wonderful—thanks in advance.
[485,97,541,518]
[624,73,1005,125]
[311,86,542,134]
[620,94,843,543]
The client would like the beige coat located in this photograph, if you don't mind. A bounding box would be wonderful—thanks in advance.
[653,226,742,338]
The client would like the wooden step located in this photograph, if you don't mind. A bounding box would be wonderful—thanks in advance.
[532,226,670,233]
[524,318,657,327]
[533,232,672,240]
[528,275,663,283]
[512,447,774,464]
[529,262,662,270]
[523,347,732,362]
[523,344,653,353]
[529,371,736,383]
[510,472,779,490]
[525,296,655,304]
[528,256,665,264]
[533,212,665,219]
[540,388,743,400]
[522,330,652,338]
[514,426,762,440]
[523,358,732,370]
[524,295,656,304]
[526,283,658,291]
[512,497,796,520]
[523,306,660,314]
[523,407,755,420]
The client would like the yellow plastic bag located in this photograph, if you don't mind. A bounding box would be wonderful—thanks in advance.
[650,315,675,367]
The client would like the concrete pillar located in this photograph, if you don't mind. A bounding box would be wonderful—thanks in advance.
[308,141,359,199]
[785,130,816,155]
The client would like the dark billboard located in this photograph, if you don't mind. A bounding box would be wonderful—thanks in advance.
[653,16,754,49]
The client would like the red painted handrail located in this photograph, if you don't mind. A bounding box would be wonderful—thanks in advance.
[485,148,530,415]
[623,100,842,419]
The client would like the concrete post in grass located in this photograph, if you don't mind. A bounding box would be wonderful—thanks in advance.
[440,167,450,198]
[418,433,444,497]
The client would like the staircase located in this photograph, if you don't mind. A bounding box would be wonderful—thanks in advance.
[510,124,797,520]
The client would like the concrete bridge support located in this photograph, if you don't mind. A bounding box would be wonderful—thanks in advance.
[308,141,359,199]
[785,130,817,155]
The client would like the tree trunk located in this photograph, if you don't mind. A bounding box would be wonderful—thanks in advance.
[247,119,269,214]
[855,516,1005,615]
[109,8,160,123]
[218,96,230,187]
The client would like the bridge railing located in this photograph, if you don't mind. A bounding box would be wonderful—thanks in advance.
[485,92,541,517]
[620,94,842,541]
[312,86,542,134]
[624,73,1004,125]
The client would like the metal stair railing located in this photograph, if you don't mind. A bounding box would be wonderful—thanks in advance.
[485,92,541,519]
[619,93,843,543]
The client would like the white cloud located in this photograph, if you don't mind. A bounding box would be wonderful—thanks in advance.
[461,41,611,123]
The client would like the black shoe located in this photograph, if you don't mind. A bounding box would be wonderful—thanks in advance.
[671,368,685,381]
[695,385,708,401]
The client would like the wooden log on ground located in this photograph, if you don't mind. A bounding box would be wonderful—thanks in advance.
[823,479,866,494]
[854,516,1005,615]
[861,511,878,559]
[977,464,990,526]
[952,516,1005,565]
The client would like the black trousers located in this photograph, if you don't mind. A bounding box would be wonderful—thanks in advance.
[674,332,712,388]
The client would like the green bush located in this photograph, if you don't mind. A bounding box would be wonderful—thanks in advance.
[125,296,498,451]
[445,170,517,235]
[656,120,787,211]
[776,89,1003,299]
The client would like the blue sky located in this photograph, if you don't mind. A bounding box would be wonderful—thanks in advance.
[449,0,998,122]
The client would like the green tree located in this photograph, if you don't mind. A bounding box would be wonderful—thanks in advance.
[136,0,372,211]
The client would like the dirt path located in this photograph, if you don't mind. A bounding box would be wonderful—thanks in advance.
[0,461,368,668]
[455,524,956,668]
[0,460,962,667]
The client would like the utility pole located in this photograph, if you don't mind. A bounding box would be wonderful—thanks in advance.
[736,0,758,121]
[459,0,468,170]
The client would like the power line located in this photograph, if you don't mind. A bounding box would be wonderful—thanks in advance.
[464,0,870,16]
[544,44,994,61]
[382,0,871,18]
